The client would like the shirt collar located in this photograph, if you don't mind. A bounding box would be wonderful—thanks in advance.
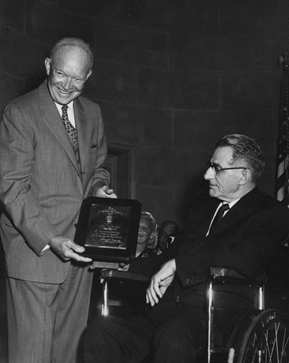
[217,198,240,210]
[55,101,74,113]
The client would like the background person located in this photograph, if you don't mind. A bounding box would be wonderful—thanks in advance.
[155,220,179,253]
[84,134,289,363]
[116,211,163,276]
[0,37,116,363]
[102,212,159,307]
[88,211,163,321]
[134,211,158,258]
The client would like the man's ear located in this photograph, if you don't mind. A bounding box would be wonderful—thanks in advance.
[239,169,251,185]
[86,70,92,80]
[44,58,51,76]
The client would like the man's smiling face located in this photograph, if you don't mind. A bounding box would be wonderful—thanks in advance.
[45,46,92,105]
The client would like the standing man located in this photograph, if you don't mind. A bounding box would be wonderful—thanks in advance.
[0,37,116,363]
[84,134,289,363]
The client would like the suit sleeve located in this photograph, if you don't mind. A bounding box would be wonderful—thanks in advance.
[86,104,111,195]
[0,103,59,254]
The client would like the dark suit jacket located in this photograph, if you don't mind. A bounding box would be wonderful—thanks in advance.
[0,80,110,283]
[147,187,289,322]
[176,187,289,285]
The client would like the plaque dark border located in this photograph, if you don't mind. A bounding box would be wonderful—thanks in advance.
[74,197,142,262]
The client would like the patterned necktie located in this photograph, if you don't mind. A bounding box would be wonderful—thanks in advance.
[61,105,78,151]
[209,203,230,234]
[61,105,81,170]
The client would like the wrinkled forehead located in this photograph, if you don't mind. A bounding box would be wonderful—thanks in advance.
[52,45,91,69]
[212,146,234,165]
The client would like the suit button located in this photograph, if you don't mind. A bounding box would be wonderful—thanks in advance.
[185,278,190,284]
[176,296,180,302]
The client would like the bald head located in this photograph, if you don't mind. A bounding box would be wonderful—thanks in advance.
[50,37,94,71]
[45,37,93,105]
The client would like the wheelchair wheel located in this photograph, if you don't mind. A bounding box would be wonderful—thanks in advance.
[237,308,289,363]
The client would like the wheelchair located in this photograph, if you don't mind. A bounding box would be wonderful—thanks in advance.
[206,267,289,363]
[100,268,150,316]
[99,262,289,363]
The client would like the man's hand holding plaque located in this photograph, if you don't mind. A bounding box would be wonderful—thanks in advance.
[74,197,142,266]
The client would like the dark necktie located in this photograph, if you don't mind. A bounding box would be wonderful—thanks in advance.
[209,203,230,234]
[61,105,81,169]
[62,105,79,151]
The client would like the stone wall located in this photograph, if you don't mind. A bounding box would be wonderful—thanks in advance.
[1,0,289,226]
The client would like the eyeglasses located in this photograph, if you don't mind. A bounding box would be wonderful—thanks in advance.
[206,162,247,174]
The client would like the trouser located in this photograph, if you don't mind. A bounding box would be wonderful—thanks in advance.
[6,263,93,363]
[84,307,207,363]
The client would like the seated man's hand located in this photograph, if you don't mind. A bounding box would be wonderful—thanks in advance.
[118,262,129,271]
[49,236,92,263]
[146,259,176,306]
[96,185,117,198]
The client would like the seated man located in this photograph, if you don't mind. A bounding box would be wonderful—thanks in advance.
[84,134,289,363]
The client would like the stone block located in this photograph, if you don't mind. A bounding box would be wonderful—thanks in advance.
[136,146,175,187]
[217,33,271,72]
[120,0,219,33]
[0,26,47,80]
[144,108,173,147]
[173,109,275,151]
[98,101,143,146]
[0,71,25,114]
[136,185,175,226]
[222,71,280,110]
[26,1,95,45]
[2,0,25,32]
[137,67,219,109]
[171,148,210,189]
[59,0,123,23]
[173,110,225,150]
[84,59,135,105]
[219,0,277,33]
[172,32,219,71]
[95,24,170,68]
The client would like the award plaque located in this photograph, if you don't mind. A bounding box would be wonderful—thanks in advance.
[74,197,142,263]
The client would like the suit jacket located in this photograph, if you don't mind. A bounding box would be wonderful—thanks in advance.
[146,187,289,323]
[176,187,289,286]
[0,80,110,283]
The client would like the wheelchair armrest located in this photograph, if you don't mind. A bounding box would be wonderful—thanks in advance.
[100,269,150,282]
[210,267,267,287]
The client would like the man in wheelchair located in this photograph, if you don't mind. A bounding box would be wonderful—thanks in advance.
[84,134,289,363]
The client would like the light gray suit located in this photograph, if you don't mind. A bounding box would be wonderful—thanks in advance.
[0,80,110,363]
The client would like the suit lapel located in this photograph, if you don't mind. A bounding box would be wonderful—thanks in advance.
[200,199,220,237]
[38,81,82,177]
[207,187,263,237]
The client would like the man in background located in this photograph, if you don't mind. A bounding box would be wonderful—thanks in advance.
[156,220,179,253]
[0,37,116,363]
